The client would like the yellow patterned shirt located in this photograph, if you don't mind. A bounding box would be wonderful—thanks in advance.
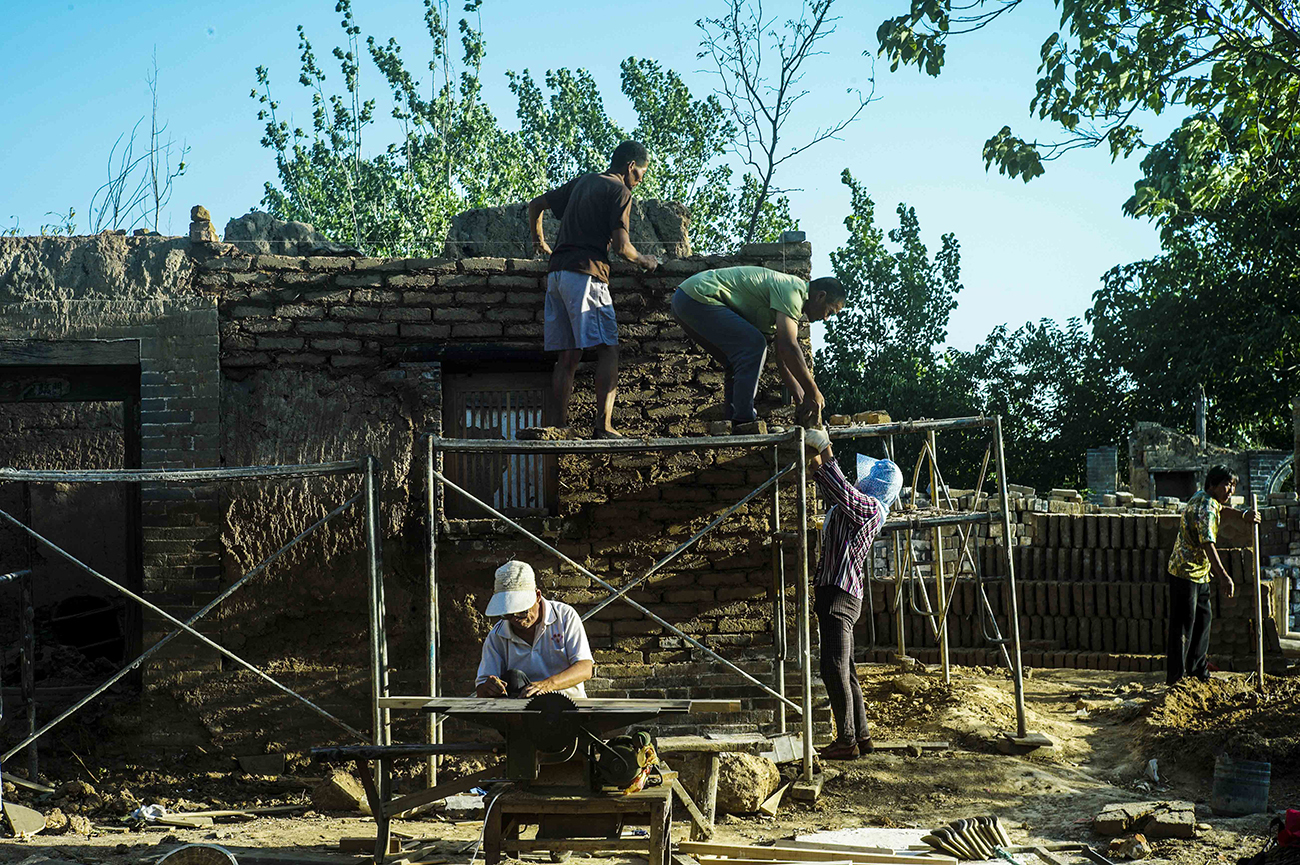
[1167,490,1220,583]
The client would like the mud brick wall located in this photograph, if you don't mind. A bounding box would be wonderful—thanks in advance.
[856,489,1296,674]
[195,240,821,740]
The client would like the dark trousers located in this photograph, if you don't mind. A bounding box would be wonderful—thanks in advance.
[814,585,868,744]
[1166,575,1213,683]
[670,289,767,424]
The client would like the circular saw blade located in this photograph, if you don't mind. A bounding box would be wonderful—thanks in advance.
[525,691,580,753]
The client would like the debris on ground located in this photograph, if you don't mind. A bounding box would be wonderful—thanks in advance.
[1094,801,1195,839]
[309,769,370,814]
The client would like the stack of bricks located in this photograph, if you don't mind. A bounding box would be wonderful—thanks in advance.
[856,486,1295,671]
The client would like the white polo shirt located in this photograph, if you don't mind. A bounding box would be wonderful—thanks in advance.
[475,598,594,698]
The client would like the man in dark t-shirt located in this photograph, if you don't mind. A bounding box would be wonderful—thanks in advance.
[527,141,659,439]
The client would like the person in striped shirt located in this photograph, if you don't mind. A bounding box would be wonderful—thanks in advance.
[804,427,901,760]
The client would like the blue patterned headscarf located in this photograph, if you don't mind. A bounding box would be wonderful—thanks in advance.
[855,455,902,509]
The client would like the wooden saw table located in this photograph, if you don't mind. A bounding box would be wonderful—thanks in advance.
[339,696,742,864]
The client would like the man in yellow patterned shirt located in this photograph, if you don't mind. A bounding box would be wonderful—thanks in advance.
[1165,465,1260,684]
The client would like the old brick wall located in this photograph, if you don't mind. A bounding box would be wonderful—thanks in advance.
[194,240,819,743]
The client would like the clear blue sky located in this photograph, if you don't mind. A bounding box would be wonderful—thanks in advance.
[2,0,1179,351]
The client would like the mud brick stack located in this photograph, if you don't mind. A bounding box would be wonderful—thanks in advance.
[859,488,1293,673]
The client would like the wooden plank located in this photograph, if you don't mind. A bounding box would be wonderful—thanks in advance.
[504,839,650,852]
[339,836,403,854]
[179,805,307,818]
[670,781,712,840]
[679,843,955,865]
[658,734,769,754]
[757,781,791,817]
[698,859,854,865]
[2,771,53,793]
[379,696,738,714]
[155,814,215,828]
[0,339,140,367]
[870,741,949,752]
[789,773,824,801]
[385,766,497,815]
[771,841,891,855]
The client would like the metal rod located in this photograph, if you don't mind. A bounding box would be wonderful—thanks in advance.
[929,431,950,684]
[1252,493,1265,691]
[431,469,804,713]
[0,461,367,483]
[880,512,994,530]
[771,444,787,735]
[364,456,391,748]
[826,416,996,440]
[0,494,368,761]
[581,462,796,621]
[425,431,798,454]
[21,481,37,781]
[426,435,441,785]
[796,427,813,781]
[993,416,1028,738]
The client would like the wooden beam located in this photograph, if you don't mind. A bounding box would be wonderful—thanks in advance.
[678,842,956,865]
[378,696,739,714]
[0,339,139,367]
[670,781,712,839]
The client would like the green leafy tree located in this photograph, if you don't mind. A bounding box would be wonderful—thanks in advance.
[253,1,795,257]
[876,0,1300,213]
[817,169,964,421]
[1091,122,1300,449]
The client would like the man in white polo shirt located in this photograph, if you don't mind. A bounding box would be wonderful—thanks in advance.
[475,561,594,699]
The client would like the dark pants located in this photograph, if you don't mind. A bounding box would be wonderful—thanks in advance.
[671,289,767,424]
[505,669,532,698]
[1166,575,1213,683]
[815,585,868,745]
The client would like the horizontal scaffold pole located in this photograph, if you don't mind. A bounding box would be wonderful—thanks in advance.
[827,416,995,439]
[0,461,367,484]
[424,431,798,454]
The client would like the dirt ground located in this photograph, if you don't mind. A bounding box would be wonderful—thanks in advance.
[3,665,1297,865]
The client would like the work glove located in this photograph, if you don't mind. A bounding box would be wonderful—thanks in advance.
[803,427,830,454]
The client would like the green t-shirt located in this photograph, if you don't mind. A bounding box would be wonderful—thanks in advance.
[679,266,807,336]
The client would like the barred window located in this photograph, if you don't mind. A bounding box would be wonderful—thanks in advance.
[443,372,557,518]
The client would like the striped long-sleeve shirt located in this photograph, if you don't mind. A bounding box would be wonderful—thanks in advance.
[813,459,888,599]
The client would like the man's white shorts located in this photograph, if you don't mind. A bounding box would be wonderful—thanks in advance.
[544,270,618,352]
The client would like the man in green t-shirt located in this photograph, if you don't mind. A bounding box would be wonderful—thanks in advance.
[1165,464,1260,684]
[671,266,846,428]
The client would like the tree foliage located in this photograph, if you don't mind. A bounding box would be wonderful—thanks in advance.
[1091,115,1300,450]
[877,0,1300,213]
[252,0,798,257]
[699,0,872,242]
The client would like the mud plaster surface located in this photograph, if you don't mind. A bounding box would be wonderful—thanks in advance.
[5,667,1297,865]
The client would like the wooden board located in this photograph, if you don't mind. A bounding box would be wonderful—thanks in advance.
[771,841,892,855]
[678,842,956,865]
[658,734,770,754]
[3,801,46,836]
[698,859,854,865]
[757,782,791,817]
[379,696,739,714]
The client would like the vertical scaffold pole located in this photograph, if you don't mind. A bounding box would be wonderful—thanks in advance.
[771,445,787,735]
[21,482,37,781]
[426,436,442,783]
[993,418,1027,738]
[884,436,905,667]
[796,428,813,781]
[364,455,391,747]
[928,431,951,683]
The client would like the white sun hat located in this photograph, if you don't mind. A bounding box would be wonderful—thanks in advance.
[485,560,538,617]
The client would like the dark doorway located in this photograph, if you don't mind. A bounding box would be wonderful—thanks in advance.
[0,362,143,668]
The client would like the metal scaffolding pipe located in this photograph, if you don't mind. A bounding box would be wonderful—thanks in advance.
[0,506,370,759]
[581,462,796,621]
[826,416,996,440]
[0,493,366,762]
[364,456,391,748]
[431,469,805,713]
[0,461,367,483]
[993,417,1028,739]
[771,444,787,735]
[796,427,813,782]
[423,431,798,454]
[425,435,442,786]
